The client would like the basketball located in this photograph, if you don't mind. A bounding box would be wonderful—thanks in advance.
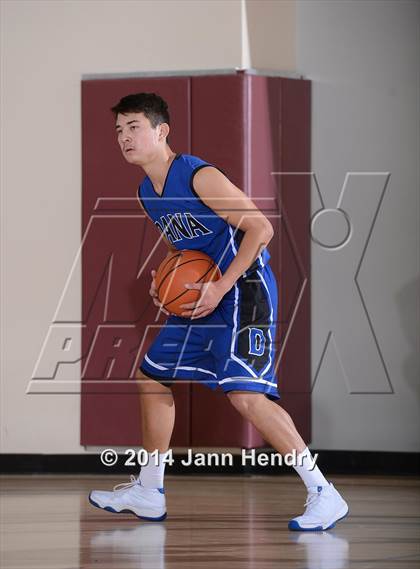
[155,249,222,316]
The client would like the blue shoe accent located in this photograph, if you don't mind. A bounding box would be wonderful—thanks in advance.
[288,508,349,532]
[288,520,324,532]
[88,493,167,522]
[325,522,336,530]
[136,512,167,521]
[89,494,122,514]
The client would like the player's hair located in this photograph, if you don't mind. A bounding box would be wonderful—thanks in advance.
[111,92,170,130]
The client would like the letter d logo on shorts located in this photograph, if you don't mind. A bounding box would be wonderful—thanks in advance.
[248,328,265,356]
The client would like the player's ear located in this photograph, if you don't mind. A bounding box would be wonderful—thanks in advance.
[159,122,170,142]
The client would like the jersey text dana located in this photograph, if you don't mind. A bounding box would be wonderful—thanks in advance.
[155,212,213,243]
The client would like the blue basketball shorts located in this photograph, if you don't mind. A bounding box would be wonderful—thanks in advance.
[139,264,280,400]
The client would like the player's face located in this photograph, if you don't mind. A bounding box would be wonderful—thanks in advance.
[115,112,162,164]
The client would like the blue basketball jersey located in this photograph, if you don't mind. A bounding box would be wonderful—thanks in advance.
[138,154,280,401]
[138,154,270,275]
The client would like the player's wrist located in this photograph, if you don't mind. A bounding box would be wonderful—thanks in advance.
[217,260,257,293]
[216,275,236,294]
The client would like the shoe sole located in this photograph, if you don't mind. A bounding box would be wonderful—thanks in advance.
[88,493,167,522]
[288,505,349,532]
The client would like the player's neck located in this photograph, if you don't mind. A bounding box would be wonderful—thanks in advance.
[144,149,178,194]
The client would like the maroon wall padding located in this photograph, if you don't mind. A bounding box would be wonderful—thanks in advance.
[189,74,263,447]
[189,74,311,446]
[276,77,311,441]
[252,75,311,442]
[81,71,311,448]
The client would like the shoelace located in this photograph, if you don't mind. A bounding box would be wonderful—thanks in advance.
[304,489,321,509]
[113,474,139,492]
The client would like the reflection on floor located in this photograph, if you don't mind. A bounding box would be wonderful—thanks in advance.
[1,474,419,568]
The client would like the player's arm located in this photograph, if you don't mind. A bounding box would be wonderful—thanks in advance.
[192,167,273,293]
[180,167,273,318]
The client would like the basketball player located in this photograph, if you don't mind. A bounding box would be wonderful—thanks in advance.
[89,93,349,531]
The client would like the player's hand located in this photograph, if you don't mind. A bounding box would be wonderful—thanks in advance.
[180,280,226,319]
[149,269,170,316]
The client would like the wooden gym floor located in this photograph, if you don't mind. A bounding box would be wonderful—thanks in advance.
[1,474,419,568]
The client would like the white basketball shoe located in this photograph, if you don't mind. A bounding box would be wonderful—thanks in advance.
[288,482,349,531]
[89,475,167,521]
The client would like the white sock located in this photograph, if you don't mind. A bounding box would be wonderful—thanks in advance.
[293,447,329,489]
[139,451,169,489]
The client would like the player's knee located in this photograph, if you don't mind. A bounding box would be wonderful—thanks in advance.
[227,391,264,416]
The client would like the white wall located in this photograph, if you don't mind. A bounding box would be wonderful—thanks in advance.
[297,0,420,451]
[0,0,242,454]
[1,0,418,454]
[245,0,296,70]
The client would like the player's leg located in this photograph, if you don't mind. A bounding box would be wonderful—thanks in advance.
[227,392,330,489]
[89,317,215,521]
[227,391,306,455]
[137,369,174,452]
[134,319,215,509]
[227,391,348,531]
[136,369,174,489]
[214,265,348,531]
[88,368,170,521]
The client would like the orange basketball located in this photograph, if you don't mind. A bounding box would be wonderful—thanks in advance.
[155,250,222,316]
